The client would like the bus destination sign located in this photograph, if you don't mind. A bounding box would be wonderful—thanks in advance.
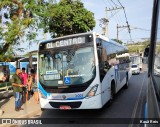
[46,37,85,49]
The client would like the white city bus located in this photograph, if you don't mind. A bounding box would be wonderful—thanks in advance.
[38,32,132,110]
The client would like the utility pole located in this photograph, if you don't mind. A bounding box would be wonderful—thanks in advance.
[99,15,109,37]
[117,24,130,40]
[99,6,123,38]
[105,8,109,38]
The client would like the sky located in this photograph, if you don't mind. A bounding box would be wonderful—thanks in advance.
[81,0,153,42]
[15,0,153,55]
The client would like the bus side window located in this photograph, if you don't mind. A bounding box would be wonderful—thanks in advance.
[97,47,110,82]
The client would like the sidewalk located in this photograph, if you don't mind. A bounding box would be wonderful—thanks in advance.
[0,96,41,119]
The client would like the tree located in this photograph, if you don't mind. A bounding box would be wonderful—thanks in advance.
[112,39,123,44]
[0,0,95,61]
[40,0,96,37]
[0,0,48,61]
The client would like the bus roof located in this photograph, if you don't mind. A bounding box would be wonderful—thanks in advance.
[39,32,128,50]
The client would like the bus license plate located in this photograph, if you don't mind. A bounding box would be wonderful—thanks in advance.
[59,105,71,110]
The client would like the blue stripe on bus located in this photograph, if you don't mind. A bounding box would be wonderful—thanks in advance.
[38,82,50,97]
[38,82,84,100]
[67,97,84,100]
[144,102,147,120]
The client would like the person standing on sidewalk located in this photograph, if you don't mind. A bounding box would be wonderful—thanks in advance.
[30,69,39,104]
[27,74,32,101]
[11,68,24,111]
[19,67,28,103]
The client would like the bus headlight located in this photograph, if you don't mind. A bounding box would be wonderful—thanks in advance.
[86,84,99,97]
[39,90,47,99]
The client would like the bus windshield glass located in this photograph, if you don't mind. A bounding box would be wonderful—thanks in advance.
[130,56,140,64]
[39,46,96,87]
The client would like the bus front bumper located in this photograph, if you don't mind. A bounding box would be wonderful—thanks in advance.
[40,94,102,109]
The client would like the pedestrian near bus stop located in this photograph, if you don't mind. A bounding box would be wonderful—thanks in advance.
[30,69,39,104]
[19,67,28,103]
[11,68,24,111]
[27,73,32,101]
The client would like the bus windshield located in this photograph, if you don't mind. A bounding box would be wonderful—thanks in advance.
[39,46,96,87]
[130,56,141,64]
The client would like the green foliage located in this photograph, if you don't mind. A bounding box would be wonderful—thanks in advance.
[127,40,150,53]
[0,0,95,61]
[0,0,42,61]
[40,0,96,37]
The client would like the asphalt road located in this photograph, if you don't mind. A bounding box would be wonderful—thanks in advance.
[23,68,148,127]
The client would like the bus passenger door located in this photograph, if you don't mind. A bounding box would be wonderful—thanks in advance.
[97,48,112,105]
[97,48,110,82]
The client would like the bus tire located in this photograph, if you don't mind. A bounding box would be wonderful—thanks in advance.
[124,74,129,89]
[109,80,116,105]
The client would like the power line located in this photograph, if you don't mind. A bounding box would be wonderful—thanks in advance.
[116,10,124,24]
[130,26,151,31]
[114,10,122,25]
[108,0,115,8]
[107,6,123,25]
[110,0,119,7]
[104,0,124,24]
[108,9,120,20]
[120,38,150,40]
[110,11,120,24]
[117,0,132,41]
[102,0,108,5]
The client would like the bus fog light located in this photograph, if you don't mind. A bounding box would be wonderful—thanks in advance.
[86,84,98,97]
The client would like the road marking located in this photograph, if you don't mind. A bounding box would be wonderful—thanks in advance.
[128,73,147,127]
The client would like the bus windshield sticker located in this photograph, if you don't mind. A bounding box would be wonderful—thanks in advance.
[64,77,71,85]
[46,71,54,74]
[44,74,60,80]
[46,70,58,74]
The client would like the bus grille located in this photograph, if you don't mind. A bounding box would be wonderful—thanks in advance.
[49,101,82,108]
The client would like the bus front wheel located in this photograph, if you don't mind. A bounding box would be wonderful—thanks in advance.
[109,81,116,105]
[124,76,129,89]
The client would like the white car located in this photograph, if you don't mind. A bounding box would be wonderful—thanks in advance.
[131,64,140,74]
